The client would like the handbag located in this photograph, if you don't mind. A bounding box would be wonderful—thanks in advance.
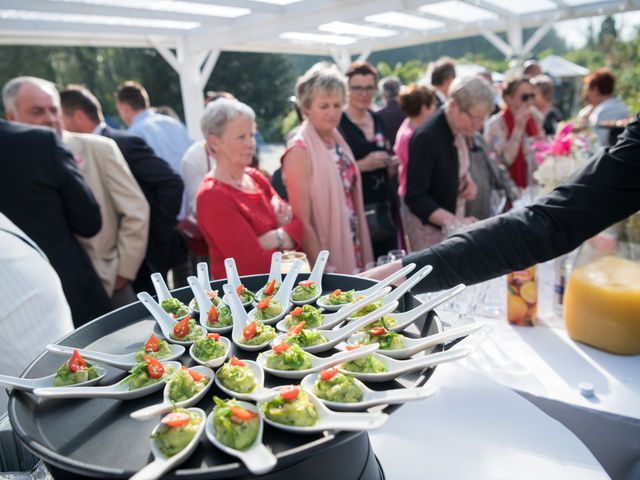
[364,201,396,243]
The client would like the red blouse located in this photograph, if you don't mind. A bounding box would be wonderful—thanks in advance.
[196,168,304,279]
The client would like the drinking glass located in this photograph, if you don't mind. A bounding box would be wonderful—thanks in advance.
[281,251,311,273]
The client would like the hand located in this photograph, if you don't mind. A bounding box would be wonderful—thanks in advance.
[272,197,292,226]
[386,154,400,176]
[459,177,477,201]
[359,151,390,172]
[114,276,129,291]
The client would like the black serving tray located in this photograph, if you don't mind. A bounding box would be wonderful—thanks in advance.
[8,273,442,479]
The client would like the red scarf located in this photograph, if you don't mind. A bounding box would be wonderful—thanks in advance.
[503,109,539,188]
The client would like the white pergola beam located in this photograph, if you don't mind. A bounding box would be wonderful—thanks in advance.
[522,16,558,57]
[148,37,179,72]
[479,27,512,57]
[199,49,220,91]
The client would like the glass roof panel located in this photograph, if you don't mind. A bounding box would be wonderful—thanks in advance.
[364,11,443,30]
[482,0,558,14]
[319,21,397,38]
[418,1,497,22]
[280,31,357,45]
[51,0,250,17]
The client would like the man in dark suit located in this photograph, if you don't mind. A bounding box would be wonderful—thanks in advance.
[431,57,457,109]
[59,85,185,292]
[0,118,111,326]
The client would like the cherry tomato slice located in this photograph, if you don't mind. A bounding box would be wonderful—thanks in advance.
[346,344,361,351]
[68,349,87,373]
[242,321,257,339]
[279,385,300,401]
[236,284,245,296]
[206,290,218,300]
[290,306,303,317]
[207,332,220,341]
[288,321,305,336]
[144,334,161,353]
[257,296,272,310]
[319,368,339,381]
[230,356,246,367]
[173,315,191,338]
[330,289,342,298]
[273,341,290,354]
[161,412,190,428]
[263,279,276,295]
[207,305,219,324]
[182,366,204,382]
[229,406,257,422]
[369,327,386,336]
[299,280,315,287]
[144,355,165,378]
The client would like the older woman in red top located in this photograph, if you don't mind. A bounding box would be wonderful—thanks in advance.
[196,98,303,278]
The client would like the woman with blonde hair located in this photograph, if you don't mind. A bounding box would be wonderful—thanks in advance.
[281,62,373,273]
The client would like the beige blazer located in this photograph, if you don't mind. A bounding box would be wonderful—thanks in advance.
[63,131,149,296]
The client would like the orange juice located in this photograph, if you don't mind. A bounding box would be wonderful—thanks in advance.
[507,266,537,326]
[564,255,640,355]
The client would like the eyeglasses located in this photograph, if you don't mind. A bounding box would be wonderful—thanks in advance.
[521,93,535,102]
[349,85,376,93]
[463,109,487,123]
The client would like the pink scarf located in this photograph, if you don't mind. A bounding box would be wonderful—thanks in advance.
[283,121,373,273]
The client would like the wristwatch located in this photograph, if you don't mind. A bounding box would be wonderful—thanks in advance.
[276,228,285,250]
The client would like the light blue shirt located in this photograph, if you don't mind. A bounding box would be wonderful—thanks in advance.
[128,109,193,174]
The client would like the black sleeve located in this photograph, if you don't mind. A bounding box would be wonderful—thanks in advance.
[54,134,102,238]
[403,114,640,292]
[404,129,440,224]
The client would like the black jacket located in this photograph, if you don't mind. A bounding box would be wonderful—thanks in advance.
[0,120,111,325]
[405,109,459,225]
[404,114,640,292]
[100,126,184,279]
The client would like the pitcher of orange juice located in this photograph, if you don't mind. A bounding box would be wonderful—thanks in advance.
[563,214,640,355]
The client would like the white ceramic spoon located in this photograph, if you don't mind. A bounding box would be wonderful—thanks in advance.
[290,250,329,306]
[46,343,185,370]
[189,335,232,368]
[301,372,438,412]
[222,258,254,308]
[385,283,467,333]
[0,367,106,393]
[214,359,276,403]
[247,260,303,325]
[137,292,205,346]
[256,343,380,380]
[187,276,232,334]
[253,252,284,302]
[151,272,172,303]
[33,361,182,399]
[337,347,470,383]
[272,301,399,354]
[275,286,392,334]
[130,407,206,480]
[316,263,416,311]
[370,323,483,360]
[224,284,276,352]
[189,262,221,313]
[259,386,388,434]
[206,401,277,475]
[130,366,214,420]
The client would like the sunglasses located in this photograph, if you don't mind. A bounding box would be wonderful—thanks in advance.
[521,93,535,101]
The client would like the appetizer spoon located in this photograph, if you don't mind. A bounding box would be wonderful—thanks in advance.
[130,366,214,420]
[189,335,232,368]
[386,284,467,333]
[275,286,392,333]
[337,347,471,383]
[301,372,438,412]
[188,276,232,334]
[189,262,218,313]
[247,260,303,325]
[371,323,483,360]
[222,258,253,308]
[130,407,206,480]
[272,301,399,354]
[316,263,416,311]
[290,250,329,306]
[137,292,205,346]
[151,272,172,304]
[33,361,182,399]
[225,284,275,352]
[252,252,284,303]
[0,367,106,393]
[257,343,380,380]
[214,360,276,402]
[206,401,277,475]
[259,387,388,434]
[46,343,185,370]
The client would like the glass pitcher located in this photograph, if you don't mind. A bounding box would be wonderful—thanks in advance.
[563,213,640,355]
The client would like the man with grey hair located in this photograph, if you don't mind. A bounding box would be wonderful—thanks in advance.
[4,76,150,312]
[404,76,494,249]
[377,76,405,145]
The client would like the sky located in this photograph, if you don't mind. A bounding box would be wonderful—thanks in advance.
[555,11,640,48]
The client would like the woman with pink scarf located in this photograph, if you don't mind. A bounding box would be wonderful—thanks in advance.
[281,62,373,274]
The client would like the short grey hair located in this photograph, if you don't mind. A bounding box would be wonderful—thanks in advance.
[200,98,255,137]
[2,76,59,113]
[378,76,401,99]
[448,76,494,113]
[295,62,346,110]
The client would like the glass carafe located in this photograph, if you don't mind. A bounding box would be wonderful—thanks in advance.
[563,213,640,355]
